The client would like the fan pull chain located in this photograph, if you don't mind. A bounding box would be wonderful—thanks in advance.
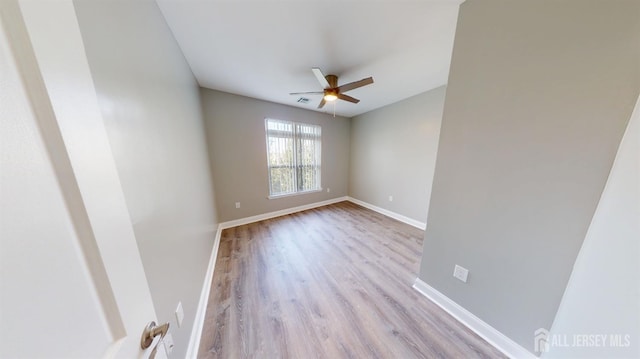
[333,101,336,118]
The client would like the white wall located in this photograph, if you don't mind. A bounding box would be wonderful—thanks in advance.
[201,89,350,222]
[72,1,218,357]
[543,96,640,358]
[349,86,445,225]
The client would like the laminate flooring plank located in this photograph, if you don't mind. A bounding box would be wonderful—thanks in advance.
[198,201,506,359]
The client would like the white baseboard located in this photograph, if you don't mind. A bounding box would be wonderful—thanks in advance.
[219,196,349,229]
[185,225,223,359]
[347,196,426,230]
[412,278,535,359]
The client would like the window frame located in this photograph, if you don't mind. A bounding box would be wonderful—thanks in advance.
[265,118,322,199]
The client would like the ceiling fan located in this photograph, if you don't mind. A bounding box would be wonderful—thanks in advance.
[290,67,374,109]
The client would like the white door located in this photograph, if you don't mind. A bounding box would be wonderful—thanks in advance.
[1,1,165,358]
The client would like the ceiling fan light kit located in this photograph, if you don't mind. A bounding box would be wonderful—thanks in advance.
[290,67,374,110]
[324,91,338,102]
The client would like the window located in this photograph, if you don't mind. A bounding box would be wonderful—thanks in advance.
[265,118,321,197]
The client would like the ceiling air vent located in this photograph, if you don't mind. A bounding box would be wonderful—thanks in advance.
[297,97,310,104]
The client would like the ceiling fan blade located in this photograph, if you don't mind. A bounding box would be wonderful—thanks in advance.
[312,67,331,89]
[289,91,324,95]
[337,77,374,93]
[337,93,360,104]
[317,98,327,109]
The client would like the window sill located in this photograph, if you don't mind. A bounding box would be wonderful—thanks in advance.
[268,188,322,200]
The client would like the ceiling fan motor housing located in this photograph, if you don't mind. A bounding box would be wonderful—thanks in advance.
[324,88,339,98]
[325,74,339,89]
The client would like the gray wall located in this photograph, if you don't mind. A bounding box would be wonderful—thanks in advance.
[544,97,639,358]
[349,87,445,225]
[201,89,350,222]
[73,1,219,357]
[419,0,639,353]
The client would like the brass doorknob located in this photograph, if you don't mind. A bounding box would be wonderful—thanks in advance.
[141,321,170,358]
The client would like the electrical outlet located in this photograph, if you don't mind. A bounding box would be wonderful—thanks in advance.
[327,188,331,193]
[388,195,393,202]
[453,265,469,283]
[175,302,184,328]
[163,333,174,354]
[235,202,240,209]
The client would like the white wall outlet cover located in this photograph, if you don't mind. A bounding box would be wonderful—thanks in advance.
[175,302,184,328]
[453,264,469,283]
[327,188,330,193]
[235,202,240,209]
[163,333,174,354]
[388,195,393,202]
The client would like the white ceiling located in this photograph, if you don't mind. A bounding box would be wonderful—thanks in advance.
[156,0,462,118]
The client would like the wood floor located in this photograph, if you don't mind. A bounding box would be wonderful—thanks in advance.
[197,201,506,359]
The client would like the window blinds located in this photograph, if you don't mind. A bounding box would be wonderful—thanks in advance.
[265,119,321,197]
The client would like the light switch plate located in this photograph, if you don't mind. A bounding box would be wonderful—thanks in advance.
[175,302,184,328]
